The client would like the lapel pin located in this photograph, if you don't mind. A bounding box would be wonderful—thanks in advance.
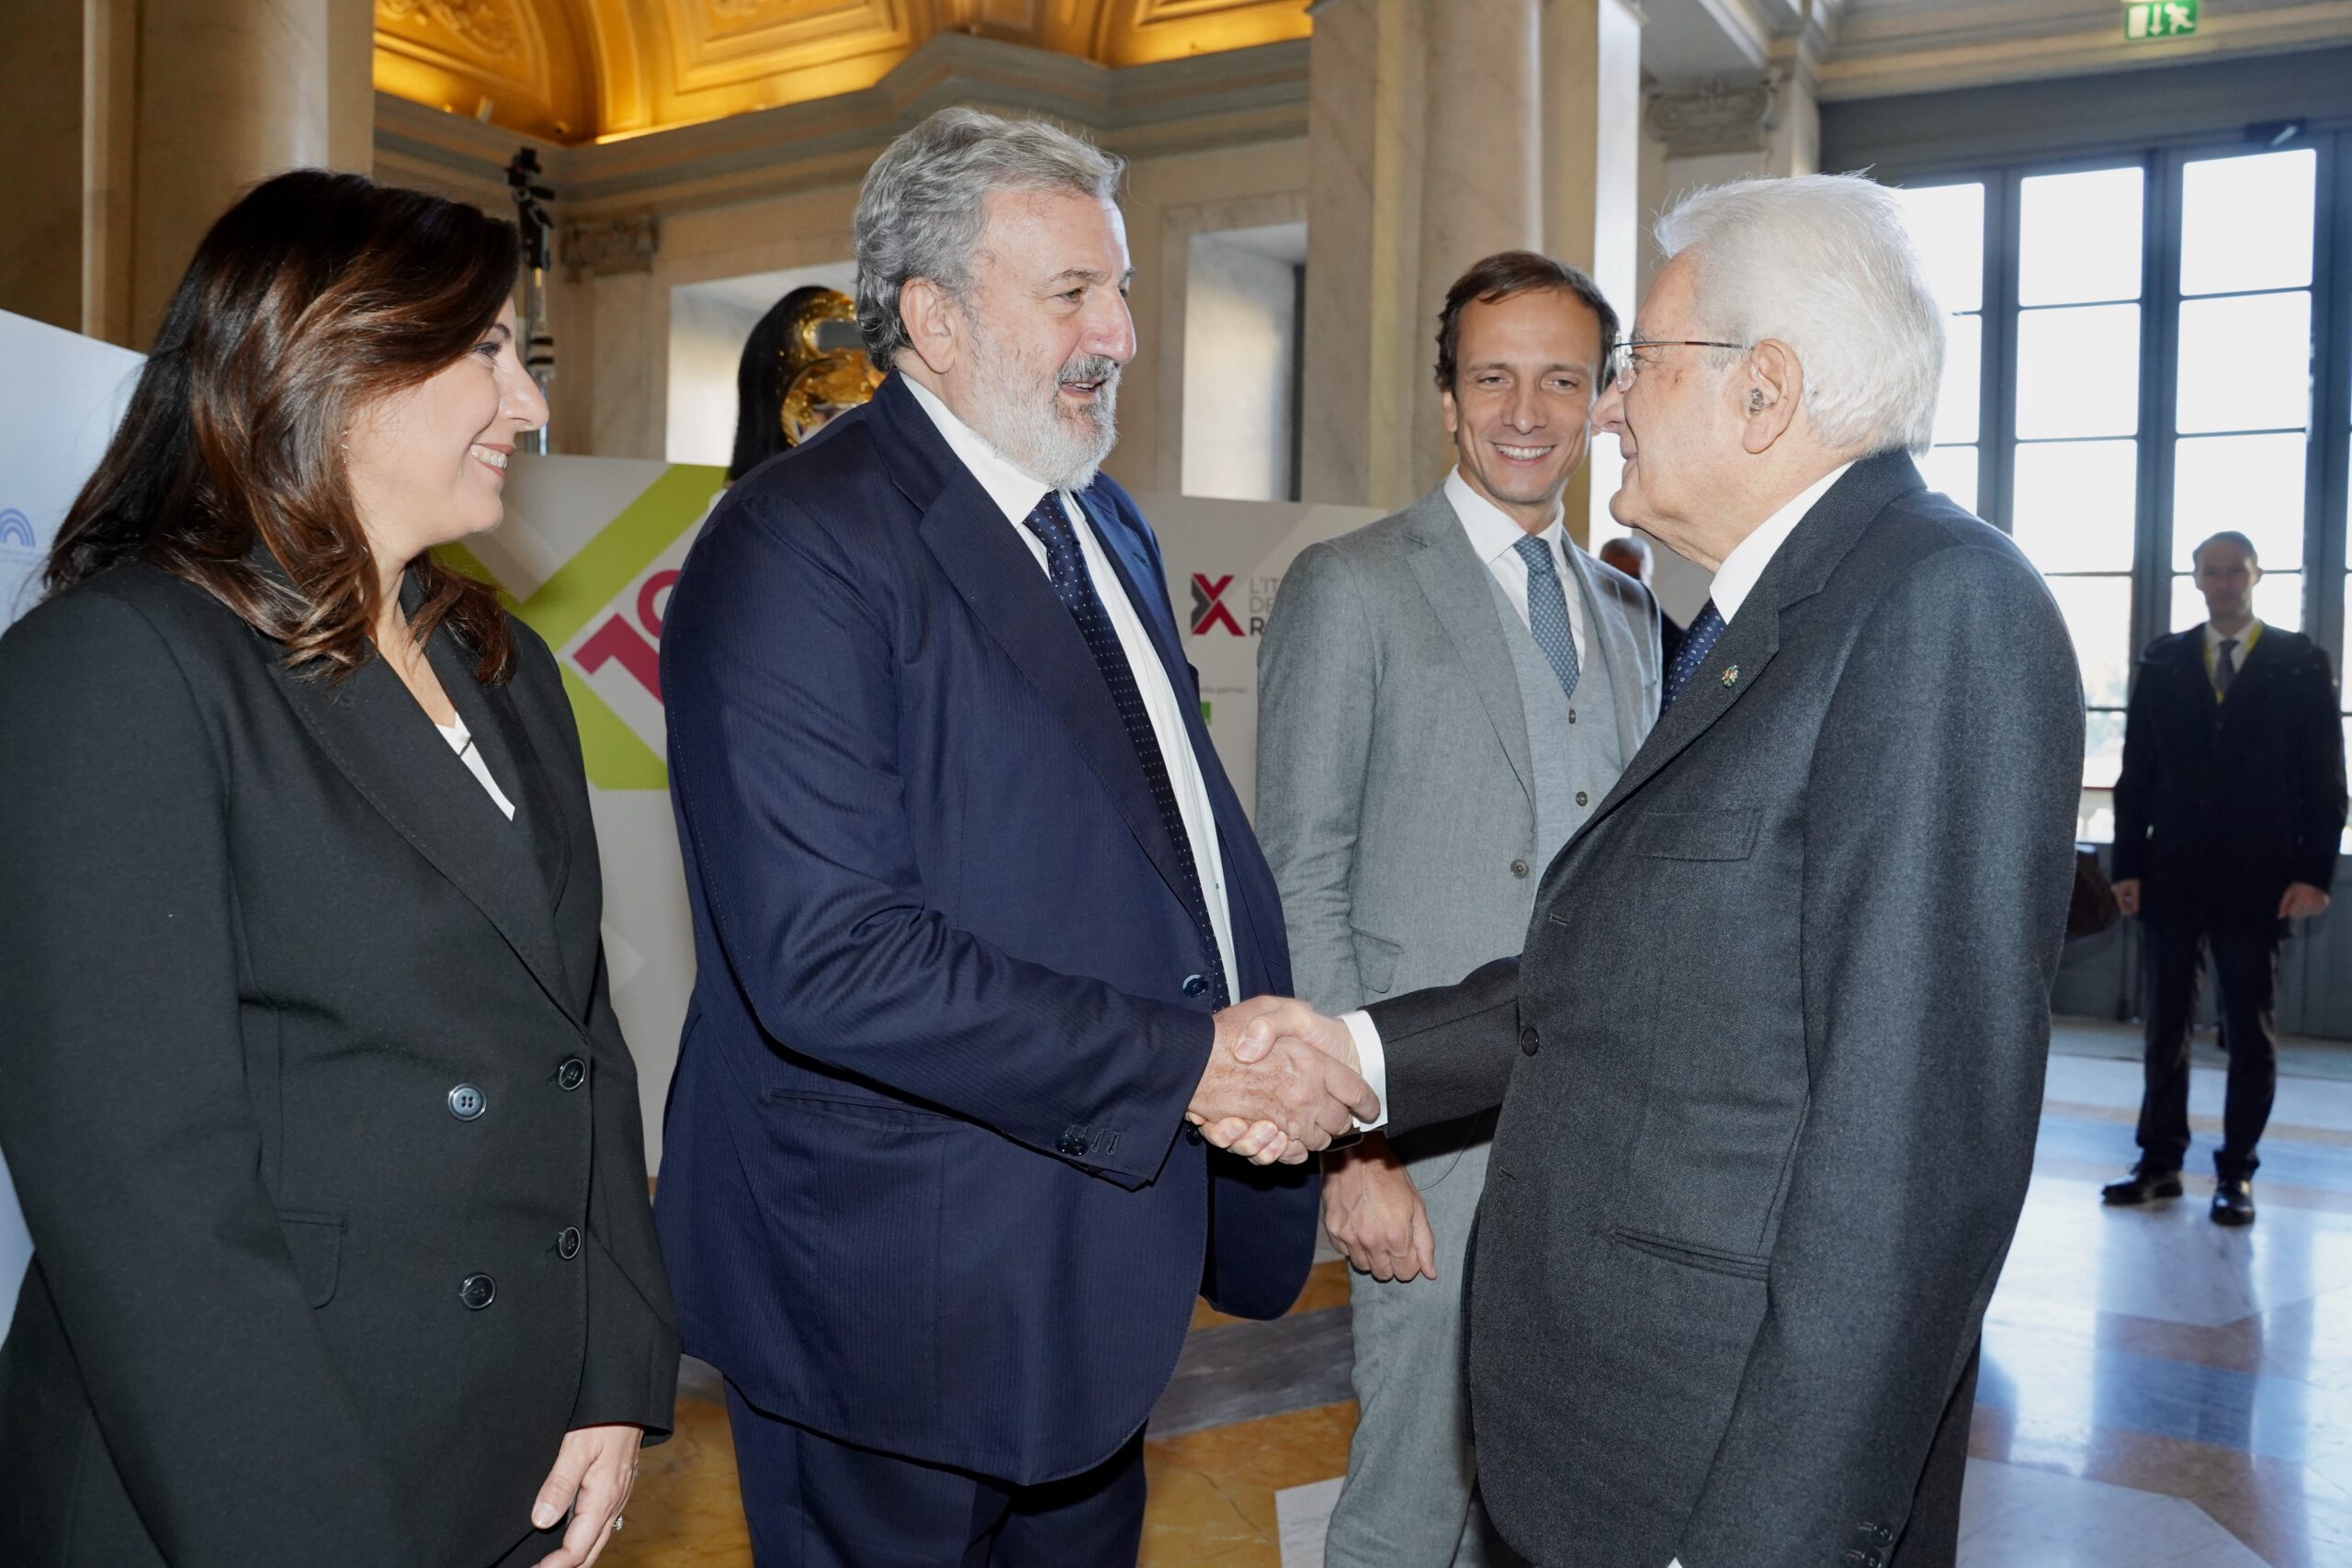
[1721,664,1741,687]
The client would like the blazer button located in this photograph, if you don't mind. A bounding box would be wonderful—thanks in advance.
[458,1273,496,1310]
[557,1227,582,1260]
[1185,1126,1204,1145]
[1182,973,1209,998]
[1519,1025,1541,1056]
[447,1084,486,1121]
[556,1056,587,1091]
[1575,790,1589,807]
[1057,1130,1088,1156]
[1510,859,1530,878]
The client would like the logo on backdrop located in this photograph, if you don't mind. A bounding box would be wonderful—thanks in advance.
[1189,571,1283,637]
[0,509,35,550]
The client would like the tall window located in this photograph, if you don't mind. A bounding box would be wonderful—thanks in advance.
[1885,136,2352,843]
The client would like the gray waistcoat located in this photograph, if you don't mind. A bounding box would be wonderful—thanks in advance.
[1488,570,1628,869]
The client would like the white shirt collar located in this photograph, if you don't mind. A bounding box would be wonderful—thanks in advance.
[2206,620,2259,655]
[1444,468,1564,565]
[902,375,1059,525]
[1709,462,1854,625]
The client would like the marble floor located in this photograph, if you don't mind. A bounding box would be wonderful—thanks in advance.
[605,1025,2352,1567]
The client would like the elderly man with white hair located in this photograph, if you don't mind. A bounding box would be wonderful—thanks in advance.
[1217,175,2084,1567]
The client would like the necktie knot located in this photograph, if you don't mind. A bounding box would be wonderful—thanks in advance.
[1512,534,1558,578]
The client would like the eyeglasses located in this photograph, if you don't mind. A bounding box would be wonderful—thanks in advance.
[1606,338,1748,390]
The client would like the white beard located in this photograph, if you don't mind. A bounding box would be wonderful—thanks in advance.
[957,317,1120,493]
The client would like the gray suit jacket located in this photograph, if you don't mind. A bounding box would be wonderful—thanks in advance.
[1257,484,1660,1021]
[1369,454,2084,1568]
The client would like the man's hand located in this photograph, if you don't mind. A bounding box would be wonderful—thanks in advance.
[2113,877,2141,917]
[1322,1134,1437,1281]
[1188,997,1376,1166]
[529,1423,643,1568]
[2280,881,2332,919]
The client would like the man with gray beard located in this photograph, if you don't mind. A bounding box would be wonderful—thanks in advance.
[656,107,1366,1564]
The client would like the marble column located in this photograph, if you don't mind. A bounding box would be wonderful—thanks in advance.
[1543,0,1645,543]
[1408,0,1544,487]
[134,0,337,344]
[0,0,374,349]
[1300,0,1430,510]
[1301,0,1639,514]
[0,0,88,333]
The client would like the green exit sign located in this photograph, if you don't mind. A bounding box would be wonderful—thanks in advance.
[2125,0,2199,39]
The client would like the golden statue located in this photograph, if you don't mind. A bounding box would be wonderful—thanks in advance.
[729,285,885,479]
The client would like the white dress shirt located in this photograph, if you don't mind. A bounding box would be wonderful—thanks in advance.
[1707,461,1853,626]
[902,376,1238,990]
[1445,468,1584,660]
[1340,459,1856,1133]
[435,715,516,820]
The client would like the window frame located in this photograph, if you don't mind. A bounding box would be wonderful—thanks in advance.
[1888,130,2352,837]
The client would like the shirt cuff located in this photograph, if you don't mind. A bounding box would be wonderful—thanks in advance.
[1340,1010,1389,1132]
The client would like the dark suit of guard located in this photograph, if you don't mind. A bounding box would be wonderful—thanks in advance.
[0,566,679,1568]
[2111,623,2346,1182]
[1359,455,2082,1568]
[656,373,1316,1555]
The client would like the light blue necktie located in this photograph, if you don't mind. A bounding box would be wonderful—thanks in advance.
[1512,535,1580,704]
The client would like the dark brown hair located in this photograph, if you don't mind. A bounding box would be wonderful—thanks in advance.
[46,169,523,682]
[1433,250,1620,394]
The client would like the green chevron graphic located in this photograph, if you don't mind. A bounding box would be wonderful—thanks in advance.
[438,463,726,790]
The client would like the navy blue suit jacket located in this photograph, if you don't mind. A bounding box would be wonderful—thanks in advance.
[655,373,1317,1484]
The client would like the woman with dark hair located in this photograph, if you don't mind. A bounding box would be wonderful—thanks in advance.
[0,170,677,1568]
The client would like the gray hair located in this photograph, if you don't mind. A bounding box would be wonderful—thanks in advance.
[1654,175,1946,456]
[853,107,1125,367]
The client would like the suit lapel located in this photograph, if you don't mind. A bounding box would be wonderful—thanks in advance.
[271,625,576,1016]
[1568,453,1928,851]
[1403,493,1535,809]
[1075,488,1292,995]
[1560,539,1658,753]
[888,394,1199,926]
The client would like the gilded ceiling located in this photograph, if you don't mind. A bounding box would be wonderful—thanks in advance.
[373,0,1316,145]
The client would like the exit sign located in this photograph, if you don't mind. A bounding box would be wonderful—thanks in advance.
[2125,0,2199,39]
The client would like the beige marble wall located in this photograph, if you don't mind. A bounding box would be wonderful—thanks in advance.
[0,0,87,333]
[1542,0,1643,543]
[1128,142,1310,495]
[1300,0,1429,511]
[1301,0,1641,526]
[0,0,374,350]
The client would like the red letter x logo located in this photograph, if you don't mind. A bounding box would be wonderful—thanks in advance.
[1190,573,1245,637]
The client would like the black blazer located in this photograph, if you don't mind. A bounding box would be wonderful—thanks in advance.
[1363,456,2084,1568]
[0,564,679,1568]
[2110,623,2346,928]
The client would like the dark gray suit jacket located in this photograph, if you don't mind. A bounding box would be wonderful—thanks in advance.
[1370,454,2083,1568]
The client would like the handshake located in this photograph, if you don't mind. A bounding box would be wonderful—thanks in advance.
[1185,997,1376,1166]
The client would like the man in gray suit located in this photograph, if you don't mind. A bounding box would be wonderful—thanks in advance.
[1258,251,1657,1566]
[1217,176,2082,1567]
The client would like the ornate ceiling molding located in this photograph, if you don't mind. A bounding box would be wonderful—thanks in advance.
[377,0,1313,144]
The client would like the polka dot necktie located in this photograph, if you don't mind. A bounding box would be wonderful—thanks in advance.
[1511,536,1580,704]
[1023,492,1228,1010]
[1661,598,1728,714]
